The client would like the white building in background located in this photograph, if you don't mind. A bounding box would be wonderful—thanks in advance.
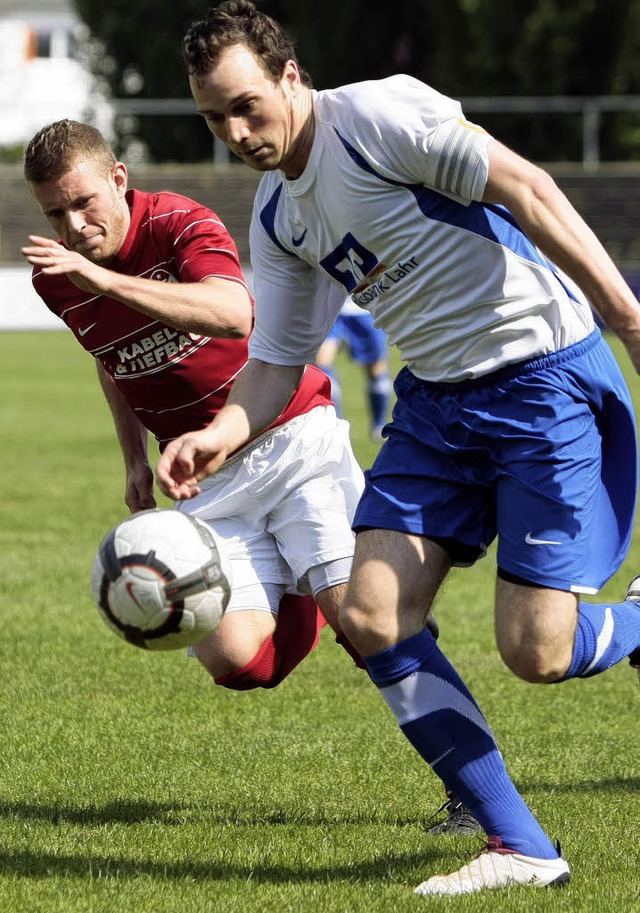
[0,1,112,147]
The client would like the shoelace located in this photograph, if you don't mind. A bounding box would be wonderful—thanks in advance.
[426,796,461,827]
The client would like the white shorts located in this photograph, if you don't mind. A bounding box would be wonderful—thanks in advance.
[176,405,364,615]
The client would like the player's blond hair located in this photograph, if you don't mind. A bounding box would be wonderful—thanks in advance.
[24,119,116,183]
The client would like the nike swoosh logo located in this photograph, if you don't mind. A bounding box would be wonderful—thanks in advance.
[584,606,614,674]
[525,531,562,545]
[291,228,307,247]
[78,322,97,337]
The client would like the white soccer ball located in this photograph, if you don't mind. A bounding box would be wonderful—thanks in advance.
[90,508,232,651]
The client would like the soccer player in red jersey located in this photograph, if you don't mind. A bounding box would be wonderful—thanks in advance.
[21,118,364,693]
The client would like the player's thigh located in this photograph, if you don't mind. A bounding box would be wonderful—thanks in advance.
[494,578,578,682]
[340,529,451,655]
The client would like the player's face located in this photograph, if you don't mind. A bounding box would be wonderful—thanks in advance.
[190,44,308,179]
[30,158,130,263]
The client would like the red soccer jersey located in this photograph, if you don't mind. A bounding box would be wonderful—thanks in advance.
[32,189,331,448]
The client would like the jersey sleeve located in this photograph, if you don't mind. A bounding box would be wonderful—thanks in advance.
[248,206,344,366]
[160,200,248,289]
[323,75,492,204]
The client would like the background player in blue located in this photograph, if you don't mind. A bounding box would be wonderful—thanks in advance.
[316,299,392,442]
[158,1,640,896]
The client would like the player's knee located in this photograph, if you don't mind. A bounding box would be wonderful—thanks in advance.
[198,643,262,682]
[497,636,570,683]
[495,576,576,683]
[194,624,271,683]
[338,601,392,656]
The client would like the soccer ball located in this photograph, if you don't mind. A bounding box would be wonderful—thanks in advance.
[91,508,232,651]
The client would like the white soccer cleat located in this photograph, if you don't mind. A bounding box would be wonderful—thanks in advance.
[626,576,640,603]
[414,837,570,896]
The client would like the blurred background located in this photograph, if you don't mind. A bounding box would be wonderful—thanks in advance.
[2,0,640,317]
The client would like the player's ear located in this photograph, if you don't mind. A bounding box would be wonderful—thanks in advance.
[111,161,128,196]
[282,59,301,94]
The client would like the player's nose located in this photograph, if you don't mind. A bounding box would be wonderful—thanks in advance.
[227,116,250,144]
[65,210,87,234]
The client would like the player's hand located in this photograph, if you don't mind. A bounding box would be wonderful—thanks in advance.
[21,235,109,294]
[156,428,232,500]
[125,462,157,514]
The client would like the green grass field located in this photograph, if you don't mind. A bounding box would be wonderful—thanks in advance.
[1,331,639,913]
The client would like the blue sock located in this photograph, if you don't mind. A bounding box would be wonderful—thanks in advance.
[366,629,558,859]
[367,371,391,430]
[319,365,343,418]
[562,599,640,679]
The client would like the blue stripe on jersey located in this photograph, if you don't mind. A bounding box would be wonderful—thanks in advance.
[335,129,581,304]
[258,182,295,256]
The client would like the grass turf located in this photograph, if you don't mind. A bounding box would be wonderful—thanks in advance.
[0,330,639,912]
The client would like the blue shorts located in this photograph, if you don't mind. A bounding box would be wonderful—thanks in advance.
[326,312,387,365]
[353,330,638,594]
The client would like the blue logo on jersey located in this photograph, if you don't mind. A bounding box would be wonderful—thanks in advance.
[321,232,419,303]
[321,232,379,292]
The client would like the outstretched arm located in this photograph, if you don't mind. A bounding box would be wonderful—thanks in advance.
[157,359,304,500]
[96,361,156,513]
[21,235,253,338]
[483,139,640,369]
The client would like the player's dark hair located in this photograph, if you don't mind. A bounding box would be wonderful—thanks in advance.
[23,119,116,183]
[183,0,312,88]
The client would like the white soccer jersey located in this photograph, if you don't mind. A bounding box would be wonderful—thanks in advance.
[249,74,595,382]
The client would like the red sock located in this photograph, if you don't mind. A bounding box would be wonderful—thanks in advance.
[214,594,327,690]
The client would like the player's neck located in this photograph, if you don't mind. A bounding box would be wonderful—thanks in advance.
[282,90,314,181]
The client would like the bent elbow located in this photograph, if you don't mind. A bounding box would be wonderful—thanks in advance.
[228,311,253,338]
[526,164,563,210]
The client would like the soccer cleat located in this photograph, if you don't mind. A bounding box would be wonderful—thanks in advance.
[426,795,482,836]
[627,576,640,602]
[414,836,570,896]
[625,577,640,683]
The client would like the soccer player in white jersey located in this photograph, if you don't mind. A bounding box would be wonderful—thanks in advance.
[157,1,640,896]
